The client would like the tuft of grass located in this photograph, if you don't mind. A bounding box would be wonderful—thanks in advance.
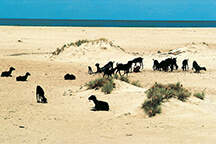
[85,77,115,94]
[194,88,206,100]
[142,99,162,117]
[113,74,119,79]
[142,82,191,117]
[131,80,142,87]
[102,79,115,94]
[75,39,89,47]
[119,75,130,83]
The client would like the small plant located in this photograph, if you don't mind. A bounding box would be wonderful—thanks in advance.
[131,80,142,87]
[113,74,119,79]
[75,39,89,47]
[102,79,115,94]
[194,88,206,100]
[119,75,130,83]
[85,77,115,94]
[142,99,162,117]
[142,82,191,117]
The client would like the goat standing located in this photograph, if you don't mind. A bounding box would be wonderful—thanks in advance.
[36,85,48,103]
[182,59,189,71]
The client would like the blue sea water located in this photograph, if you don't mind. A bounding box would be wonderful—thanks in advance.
[0,19,216,27]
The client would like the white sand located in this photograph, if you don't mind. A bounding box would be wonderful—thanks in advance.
[0,26,216,143]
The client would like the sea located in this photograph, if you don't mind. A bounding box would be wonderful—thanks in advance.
[0,19,216,27]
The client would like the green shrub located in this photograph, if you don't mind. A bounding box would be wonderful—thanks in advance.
[75,39,89,47]
[102,79,115,94]
[85,77,115,94]
[119,75,130,83]
[131,80,142,87]
[113,74,119,79]
[142,82,191,117]
[194,89,205,100]
[142,99,162,117]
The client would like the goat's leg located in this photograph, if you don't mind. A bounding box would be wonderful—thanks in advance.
[36,94,40,103]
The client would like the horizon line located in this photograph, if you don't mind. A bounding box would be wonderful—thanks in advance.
[1,18,216,22]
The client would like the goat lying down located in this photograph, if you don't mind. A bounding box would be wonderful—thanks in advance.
[1,67,15,77]
[36,85,48,103]
[64,73,76,80]
[16,72,31,81]
[88,95,109,111]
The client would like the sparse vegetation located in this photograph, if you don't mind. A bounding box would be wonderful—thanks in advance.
[113,74,119,79]
[142,82,191,117]
[85,77,115,94]
[102,79,115,94]
[119,75,130,83]
[52,38,124,55]
[194,88,206,100]
[85,75,143,94]
[131,80,142,87]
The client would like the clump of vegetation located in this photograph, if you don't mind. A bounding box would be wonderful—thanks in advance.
[52,38,124,55]
[102,79,115,94]
[142,82,191,117]
[85,77,115,94]
[113,74,119,79]
[119,75,130,83]
[118,75,142,88]
[194,88,206,100]
[131,80,142,87]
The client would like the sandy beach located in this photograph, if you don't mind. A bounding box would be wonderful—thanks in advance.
[0,26,216,144]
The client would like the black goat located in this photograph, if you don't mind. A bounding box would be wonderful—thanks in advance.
[158,57,178,72]
[192,61,206,73]
[36,85,48,103]
[95,61,114,74]
[16,72,31,81]
[165,57,178,71]
[95,63,102,73]
[132,57,144,69]
[115,61,132,76]
[64,73,76,80]
[158,60,168,71]
[88,95,109,111]
[88,66,94,75]
[1,67,15,77]
[182,59,189,71]
[152,59,160,71]
[103,67,116,78]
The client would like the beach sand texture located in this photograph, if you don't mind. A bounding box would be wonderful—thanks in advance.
[0,26,216,143]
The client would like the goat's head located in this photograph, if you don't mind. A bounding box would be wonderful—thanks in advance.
[88,95,97,101]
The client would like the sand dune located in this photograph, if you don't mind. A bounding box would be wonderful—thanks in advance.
[0,26,216,143]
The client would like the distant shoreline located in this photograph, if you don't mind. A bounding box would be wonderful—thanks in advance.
[0,18,216,27]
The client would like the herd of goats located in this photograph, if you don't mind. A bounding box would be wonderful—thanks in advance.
[0,56,207,111]
[88,57,207,78]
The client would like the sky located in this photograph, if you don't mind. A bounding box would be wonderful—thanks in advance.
[0,0,215,20]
